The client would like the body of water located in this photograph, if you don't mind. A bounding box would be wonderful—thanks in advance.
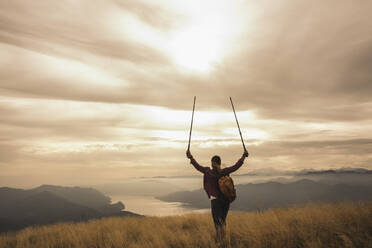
[110,195,209,216]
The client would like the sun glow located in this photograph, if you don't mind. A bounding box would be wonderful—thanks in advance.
[167,0,239,73]
[169,27,222,72]
[109,0,247,73]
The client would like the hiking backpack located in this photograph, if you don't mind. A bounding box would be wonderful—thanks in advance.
[218,175,236,203]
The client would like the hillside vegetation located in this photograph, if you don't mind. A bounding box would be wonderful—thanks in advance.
[1,202,371,248]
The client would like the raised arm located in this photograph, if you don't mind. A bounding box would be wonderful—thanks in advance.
[186,150,207,174]
[221,150,249,175]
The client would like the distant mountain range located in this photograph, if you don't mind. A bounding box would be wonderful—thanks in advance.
[95,168,372,199]
[157,179,372,211]
[140,168,372,178]
[296,168,372,175]
[0,185,140,232]
[236,167,372,176]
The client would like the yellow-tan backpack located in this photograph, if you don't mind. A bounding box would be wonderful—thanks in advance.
[218,175,236,203]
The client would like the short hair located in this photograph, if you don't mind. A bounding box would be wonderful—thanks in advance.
[211,155,221,165]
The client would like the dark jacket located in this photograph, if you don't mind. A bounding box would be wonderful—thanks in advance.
[190,157,245,198]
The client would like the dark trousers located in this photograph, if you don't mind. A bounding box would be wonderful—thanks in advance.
[211,197,230,229]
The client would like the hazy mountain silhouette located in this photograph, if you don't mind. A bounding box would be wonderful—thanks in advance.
[233,168,372,187]
[0,185,140,232]
[236,167,372,177]
[32,185,114,212]
[295,169,372,186]
[157,179,372,211]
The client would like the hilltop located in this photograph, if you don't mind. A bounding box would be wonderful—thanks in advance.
[0,202,371,248]
[0,185,139,232]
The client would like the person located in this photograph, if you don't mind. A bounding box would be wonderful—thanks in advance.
[186,149,249,243]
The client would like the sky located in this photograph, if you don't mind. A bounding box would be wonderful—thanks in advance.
[1,0,372,188]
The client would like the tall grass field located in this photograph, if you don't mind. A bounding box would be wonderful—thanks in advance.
[1,202,371,248]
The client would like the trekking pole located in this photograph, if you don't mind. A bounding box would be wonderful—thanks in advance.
[187,96,196,151]
[229,97,247,153]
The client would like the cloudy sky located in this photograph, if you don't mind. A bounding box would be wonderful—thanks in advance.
[1,0,371,187]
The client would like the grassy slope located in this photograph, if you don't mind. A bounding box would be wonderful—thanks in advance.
[1,202,371,248]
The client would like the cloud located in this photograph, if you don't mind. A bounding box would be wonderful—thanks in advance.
[208,0,372,120]
[1,0,372,187]
[0,143,21,163]
[252,139,372,158]
[113,0,185,30]
[1,0,370,123]
[0,0,173,63]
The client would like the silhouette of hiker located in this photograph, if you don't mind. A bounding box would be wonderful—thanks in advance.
[186,149,249,243]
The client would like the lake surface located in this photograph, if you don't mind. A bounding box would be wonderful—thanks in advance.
[110,195,209,216]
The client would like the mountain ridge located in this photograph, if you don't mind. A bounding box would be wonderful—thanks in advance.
[0,185,140,232]
[157,178,372,210]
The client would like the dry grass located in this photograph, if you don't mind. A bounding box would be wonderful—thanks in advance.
[1,201,371,248]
